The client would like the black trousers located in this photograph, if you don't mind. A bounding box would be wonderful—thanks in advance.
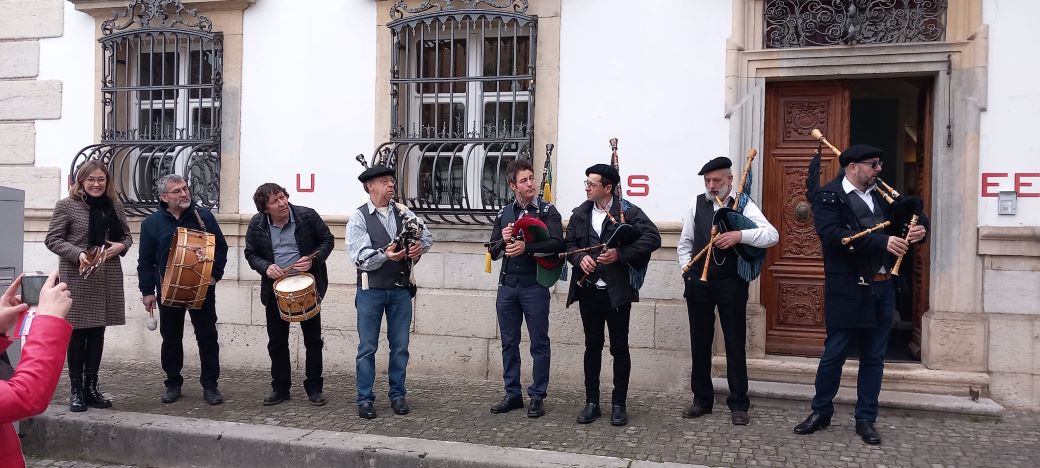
[578,287,632,406]
[67,326,105,380]
[685,275,750,412]
[159,288,220,390]
[265,301,324,395]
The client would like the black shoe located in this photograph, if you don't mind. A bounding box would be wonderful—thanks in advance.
[358,401,376,419]
[527,399,545,418]
[308,392,327,407]
[391,397,410,415]
[263,391,290,406]
[203,388,224,405]
[489,395,524,414]
[610,405,628,426]
[161,385,182,404]
[576,403,601,424]
[682,403,712,419]
[731,410,750,426]
[855,420,882,445]
[83,375,112,409]
[793,412,831,435]
[69,379,87,413]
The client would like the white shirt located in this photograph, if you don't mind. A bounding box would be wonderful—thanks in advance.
[590,199,612,287]
[842,177,877,212]
[676,191,779,269]
[347,200,433,271]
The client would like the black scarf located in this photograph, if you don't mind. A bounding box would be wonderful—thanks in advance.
[85,195,125,247]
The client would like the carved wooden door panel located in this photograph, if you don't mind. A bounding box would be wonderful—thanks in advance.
[762,81,849,356]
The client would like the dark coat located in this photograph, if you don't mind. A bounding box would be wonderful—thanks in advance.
[564,199,661,309]
[137,201,228,297]
[811,176,929,328]
[44,197,132,328]
[243,204,335,306]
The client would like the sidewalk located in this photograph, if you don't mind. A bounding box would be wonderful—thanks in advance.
[22,361,1040,467]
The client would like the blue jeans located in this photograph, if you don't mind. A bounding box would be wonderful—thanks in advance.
[355,287,413,405]
[811,279,896,422]
[496,280,551,400]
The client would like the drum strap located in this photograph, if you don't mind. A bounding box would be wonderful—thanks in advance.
[192,209,207,233]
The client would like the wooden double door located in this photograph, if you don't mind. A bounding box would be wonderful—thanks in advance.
[760,80,932,358]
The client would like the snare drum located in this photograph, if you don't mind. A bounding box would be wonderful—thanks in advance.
[273,273,321,322]
[160,227,216,310]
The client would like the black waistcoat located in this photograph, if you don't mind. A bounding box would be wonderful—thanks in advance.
[846,191,886,274]
[357,203,408,289]
[692,194,737,279]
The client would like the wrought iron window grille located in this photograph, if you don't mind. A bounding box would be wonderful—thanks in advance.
[71,0,223,216]
[764,0,948,49]
[374,0,537,225]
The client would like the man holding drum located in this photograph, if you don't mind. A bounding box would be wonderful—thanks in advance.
[138,174,228,405]
[244,183,335,407]
[347,164,432,419]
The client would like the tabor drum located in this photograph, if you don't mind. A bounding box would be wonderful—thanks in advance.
[160,227,215,310]
[273,273,320,322]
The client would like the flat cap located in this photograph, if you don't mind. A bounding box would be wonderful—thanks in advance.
[839,145,883,167]
[358,165,395,183]
[585,163,620,186]
[698,157,733,176]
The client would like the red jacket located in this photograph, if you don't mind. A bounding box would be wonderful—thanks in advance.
[0,315,72,468]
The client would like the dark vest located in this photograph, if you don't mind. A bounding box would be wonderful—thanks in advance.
[498,201,541,283]
[846,191,886,274]
[357,203,408,289]
[692,194,738,279]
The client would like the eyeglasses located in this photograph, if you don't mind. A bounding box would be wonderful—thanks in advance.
[83,177,107,186]
[856,160,883,169]
[165,187,190,195]
[583,180,602,189]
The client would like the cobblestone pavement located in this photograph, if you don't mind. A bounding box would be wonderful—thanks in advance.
[26,361,1040,467]
[26,458,136,468]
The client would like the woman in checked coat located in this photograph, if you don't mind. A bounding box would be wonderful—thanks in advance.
[44,160,132,412]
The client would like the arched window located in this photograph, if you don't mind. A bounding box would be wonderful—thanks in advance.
[377,0,536,224]
[71,0,222,216]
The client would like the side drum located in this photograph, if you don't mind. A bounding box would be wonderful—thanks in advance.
[273,273,320,322]
[160,227,216,309]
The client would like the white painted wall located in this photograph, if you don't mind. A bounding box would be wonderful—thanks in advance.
[239,0,377,216]
[35,3,97,198]
[556,0,732,224]
[979,0,1040,226]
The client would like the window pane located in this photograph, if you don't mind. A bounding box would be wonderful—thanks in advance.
[482,36,530,92]
[138,51,177,100]
[418,155,464,206]
[188,50,215,99]
[481,155,515,207]
[421,103,466,139]
[191,107,218,140]
[417,39,466,94]
[138,109,176,140]
[483,102,529,138]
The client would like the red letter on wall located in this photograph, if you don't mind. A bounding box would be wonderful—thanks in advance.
[626,175,649,197]
[297,173,315,193]
[980,173,1007,197]
[1015,173,1040,197]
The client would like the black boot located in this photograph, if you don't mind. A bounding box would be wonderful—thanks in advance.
[69,377,87,412]
[83,374,111,408]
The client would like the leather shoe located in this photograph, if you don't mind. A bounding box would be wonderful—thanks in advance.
[203,388,224,405]
[855,419,882,445]
[575,402,601,424]
[793,412,831,435]
[489,395,524,414]
[391,397,410,415]
[358,401,376,419]
[160,385,181,404]
[610,405,628,426]
[308,392,327,407]
[263,391,290,406]
[681,403,712,419]
[731,410,750,426]
[527,398,545,418]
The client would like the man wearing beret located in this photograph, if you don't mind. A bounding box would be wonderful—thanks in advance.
[346,164,433,419]
[564,164,660,426]
[486,159,564,418]
[677,156,778,426]
[794,145,927,444]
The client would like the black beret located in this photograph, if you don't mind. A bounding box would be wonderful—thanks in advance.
[585,163,620,186]
[698,156,732,176]
[358,165,395,183]
[839,145,883,167]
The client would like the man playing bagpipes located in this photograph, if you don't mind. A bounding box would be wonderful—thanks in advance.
[485,158,564,418]
[794,142,927,445]
[563,163,660,426]
[677,155,778,426]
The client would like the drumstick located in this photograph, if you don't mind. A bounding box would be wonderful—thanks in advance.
[146,309,157,331]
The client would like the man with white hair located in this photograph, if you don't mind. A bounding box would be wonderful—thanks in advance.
[137,174,228,405]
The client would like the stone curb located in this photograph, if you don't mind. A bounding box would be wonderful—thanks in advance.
[23,406,707,468]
